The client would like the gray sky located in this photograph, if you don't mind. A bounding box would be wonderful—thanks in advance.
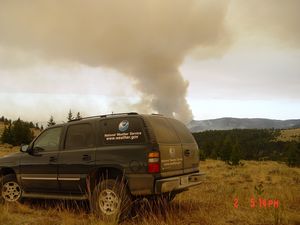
[0,0,299,124]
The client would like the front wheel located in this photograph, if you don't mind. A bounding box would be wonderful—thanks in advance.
[91,178,132,223]
[0,174,23,204]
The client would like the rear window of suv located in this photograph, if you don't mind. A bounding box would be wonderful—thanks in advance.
[100,117,146,145]
[147,116,180,144]
[167,118,195,143]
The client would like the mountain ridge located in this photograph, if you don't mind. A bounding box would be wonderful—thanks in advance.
[187,117,300,132]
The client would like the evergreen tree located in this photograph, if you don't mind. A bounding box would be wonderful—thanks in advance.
[41,125,44,130]
[76,112,82,119]
[1,119,33,145]
[11,118,34,145]
[287,141,300,167]
[221,135,232,163]
[47,116,56,127]
[35,123,39,129]
[1,125,13,144]
[67,109,74,122]
[229,141,241,166]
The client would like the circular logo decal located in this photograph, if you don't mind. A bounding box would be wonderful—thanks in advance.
[169,147,176,158]
[118,120,129,132]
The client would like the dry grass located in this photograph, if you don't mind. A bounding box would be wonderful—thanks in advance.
[0,150,299,225]
[278,128,300,142]
[0,144,19,157]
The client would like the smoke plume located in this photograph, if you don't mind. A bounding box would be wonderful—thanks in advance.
[229,0,300,47]
[0,0,230,123]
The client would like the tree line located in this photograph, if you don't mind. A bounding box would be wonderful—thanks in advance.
[1,110,82,146]
[47,110,82,127]
[193,129,300,167]
[1,118,35,146]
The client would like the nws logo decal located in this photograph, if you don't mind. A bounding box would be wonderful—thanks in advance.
[169,147,176,158]
[118,120,129,132]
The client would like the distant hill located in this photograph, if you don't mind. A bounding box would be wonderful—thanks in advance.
[188,117,300,132]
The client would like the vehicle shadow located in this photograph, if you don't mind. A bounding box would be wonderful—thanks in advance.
[22,198,90,214]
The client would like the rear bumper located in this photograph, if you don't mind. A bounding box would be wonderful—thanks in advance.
[154,172,205,194]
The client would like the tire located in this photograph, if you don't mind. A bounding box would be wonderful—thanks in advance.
[0,174,23,204]
[91,178,132,223]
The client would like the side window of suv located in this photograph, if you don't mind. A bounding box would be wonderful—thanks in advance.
[65,123,95,150]
[33,127,62,151]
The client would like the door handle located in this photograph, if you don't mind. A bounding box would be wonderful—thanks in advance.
[49,156,57,162]
[184,149,191,157]
[82,154,91,161]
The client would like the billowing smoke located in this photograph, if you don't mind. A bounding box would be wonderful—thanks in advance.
[229,0,300,47]
[0,0,231,123]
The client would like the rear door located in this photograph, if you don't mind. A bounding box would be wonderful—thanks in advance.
[146,116,183,177]
[168,118,199,174]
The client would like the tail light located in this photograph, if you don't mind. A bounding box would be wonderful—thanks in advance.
[148,152,160,173]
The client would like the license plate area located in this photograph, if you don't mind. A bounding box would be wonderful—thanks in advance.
[180,176,189,185]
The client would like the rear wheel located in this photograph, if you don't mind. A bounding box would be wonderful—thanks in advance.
[0,174,23,204]
[91,178,132,222]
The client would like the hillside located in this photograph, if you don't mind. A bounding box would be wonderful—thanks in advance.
[278,128,300,142]
[188,117,300,132]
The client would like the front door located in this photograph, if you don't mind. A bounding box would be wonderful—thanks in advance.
[20,126,63,193]
[58,123,96,194]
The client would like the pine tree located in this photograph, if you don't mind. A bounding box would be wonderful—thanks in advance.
[35,123,39,129]
[67,109,74,122]
[221,135,232,163]
[1,125,12,144]
[47,116,56,127]
[1,119,33,145]
[11,118,34,145]
[41,125,44,130]
[229,141,241,166]
[287,141,299,167]
[76,112,82,119]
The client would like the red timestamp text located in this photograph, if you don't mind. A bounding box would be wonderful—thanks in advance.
[234,197,279,209]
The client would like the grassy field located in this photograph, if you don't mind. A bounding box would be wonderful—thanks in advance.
[0,144,20,157]
[278,128,300,142]
[0,147,299,225]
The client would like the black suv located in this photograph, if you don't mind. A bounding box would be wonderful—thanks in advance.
[0,113,204,220]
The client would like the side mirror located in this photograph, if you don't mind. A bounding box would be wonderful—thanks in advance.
[30,146,44,156]
[20,144,29,153]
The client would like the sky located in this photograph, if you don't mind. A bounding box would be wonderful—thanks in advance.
[0,0,299,125]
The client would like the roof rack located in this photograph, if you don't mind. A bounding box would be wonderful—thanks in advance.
[68,112,139,122]
[151,113,163,116]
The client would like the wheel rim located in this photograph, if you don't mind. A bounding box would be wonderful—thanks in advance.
[98,188,121,215]
[1,181,22,202]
